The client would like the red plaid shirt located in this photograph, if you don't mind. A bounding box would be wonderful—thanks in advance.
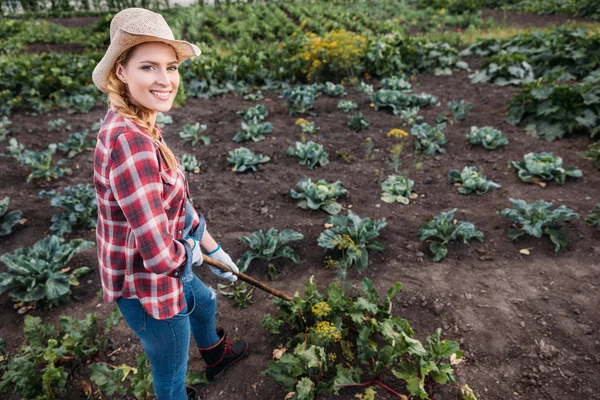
[94,106,200,319]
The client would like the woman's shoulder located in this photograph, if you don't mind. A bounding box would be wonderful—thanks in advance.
[101,106,156,145]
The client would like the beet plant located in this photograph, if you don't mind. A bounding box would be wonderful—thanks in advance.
[380,174,414,204]
[237,228,304,278]
[498,198,580,252]
[261,277,463,399]
[466,126,508,150]
[448,166,500,195]
[411,122,447,155]
[228,147,270,172]
[509,152,582,185]
[0,197,22,237]
[286,141,329,169]
[419,209,484,262]
[290,178,347,215]
[38,184,97,236]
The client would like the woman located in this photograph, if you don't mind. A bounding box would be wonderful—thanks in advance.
[92,8,247,400]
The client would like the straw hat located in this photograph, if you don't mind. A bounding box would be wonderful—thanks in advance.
[92,8,201,93]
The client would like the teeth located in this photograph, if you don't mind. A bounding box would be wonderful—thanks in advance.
[151,91,170,99]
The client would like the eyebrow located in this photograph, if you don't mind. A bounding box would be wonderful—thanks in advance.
[139,61,178,65]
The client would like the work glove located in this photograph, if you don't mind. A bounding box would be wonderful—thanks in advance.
[206,243,239,282]
[186,237,203,267]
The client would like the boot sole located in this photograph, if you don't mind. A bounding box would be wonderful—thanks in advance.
[211,344,249,380]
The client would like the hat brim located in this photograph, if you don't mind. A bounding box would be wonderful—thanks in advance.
[92,29,201,93]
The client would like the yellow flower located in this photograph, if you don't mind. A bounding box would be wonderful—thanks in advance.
[295,118,309,126]
[324,255,337,269]
[312,301,332,318]
[387,128,409,139]
[314,321,342,342]
[328,353,337,361]
[333,234,355,250]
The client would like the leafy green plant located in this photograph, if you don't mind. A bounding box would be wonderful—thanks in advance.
[90,353,155,400]
[0,235,93,307]
[323,82,346,97]
[180,154,201,173]
[217,281,255,309]
[261,276,463,399]
[295,118,320,135]
[179,122,210,146]
[228,147,271,173]
[56,129,94,158]
[411,122,447,155]
[337,100,358,113]
[243,90,264,101]
[585,203,600,231]
[237,228,304,278]
[233,121,273,142]
[290,177,347,215]
[399,106,423,126]
[282,85,320,115]
[356,81,374,96]
[381,75,412,91]
[381,174,415,204]
[509,152,582,185]
[38,184,97,236]
[47,118,68,131]
[317,210,387,279]
[466,126,508,150]
[0,197,22,237]
[470,53,535,86]
[6,138,71,183]
[0,116,11,142]
[498,198,580,252]
[581,141,600,171]
[155,112,173,128]
[419,209,484,262]
[347,112,370,132]
[370,89,439,115]
[436,100,473,124]
[0,309,121,400]
[236,104,268,123]
[448,166,500,195]
[286,141,329,169]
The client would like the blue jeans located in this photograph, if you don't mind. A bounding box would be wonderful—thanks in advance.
[116,273,220,400]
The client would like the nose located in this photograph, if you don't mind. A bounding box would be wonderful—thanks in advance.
[156,68,170,87]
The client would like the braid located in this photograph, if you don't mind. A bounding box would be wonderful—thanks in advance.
[105,45,178,170]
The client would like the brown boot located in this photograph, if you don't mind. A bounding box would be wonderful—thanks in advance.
[198,328,248,380]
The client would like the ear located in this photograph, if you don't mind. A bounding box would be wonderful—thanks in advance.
[115,63,127,83]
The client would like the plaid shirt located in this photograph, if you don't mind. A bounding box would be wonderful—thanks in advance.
[94,106,201,320]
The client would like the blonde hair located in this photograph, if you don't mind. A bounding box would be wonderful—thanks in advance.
[105,44,178,170]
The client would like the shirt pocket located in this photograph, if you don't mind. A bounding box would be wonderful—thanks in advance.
[159,168,181,210]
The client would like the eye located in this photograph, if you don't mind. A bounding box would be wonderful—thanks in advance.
[142,65,154,71]
[168,66,179,71]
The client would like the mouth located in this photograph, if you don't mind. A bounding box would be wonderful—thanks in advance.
[150,90,172,100]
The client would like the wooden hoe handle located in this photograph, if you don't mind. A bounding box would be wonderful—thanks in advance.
[202,255,294,302]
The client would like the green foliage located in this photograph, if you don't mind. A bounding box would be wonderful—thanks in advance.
[0,235,93,307]
[261,276,462,399]
[370,89,439,115]
[347,112,370,132]
[179,122,210,146]
[228,147,270,173]
[419,209,484,262]
[581,141,600,171]
[57,129,94,158]
[236,104,268,123]
[38,184,97,236]
[217,281,255,309]
[90,353,154,400]
[506,74,600,140]
[436,100,473,124]
[155,112,173,129]
[471,53,535,86]
[380,175,415,204]
[411,122,447,155]
[448,166,500,195]
[296,118,320,135]
[323,82,346,97]
[0,309,121,400]
[286,141,330,169]
[585,203,600,231]
[498,198,579,252]
[381,75,412,91]
[237,228,304,277]
[180,154,201,174]
[282,85,320,115]
[0,197,22,237]
[233,121,273,143]
[466,126,508,149]
[0,116,10,142]
[290,177,347,215]
[6,138,71,183]
[243,90,264,101]
[337,100,358,113]
[509,152,582,185]
[48,119,68,131]
[317,210,386,276]
[400,106,423,126]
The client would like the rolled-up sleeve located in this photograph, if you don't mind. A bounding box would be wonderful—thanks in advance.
[108,131,185,275]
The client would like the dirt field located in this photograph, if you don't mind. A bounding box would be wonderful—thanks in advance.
[1,11,600,400]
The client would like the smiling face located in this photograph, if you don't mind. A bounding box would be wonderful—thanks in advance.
[115,42,180,119]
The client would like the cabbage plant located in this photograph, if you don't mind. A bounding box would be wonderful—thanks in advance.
[337,100,358,113]
[323,82,346,97]
[290,178,347,215]
[498,198,579,252]
[411,123,447,155]
[236,104,268,122]
[371,89,438,115]
[228,147,270,172]
[419,209,484,262]
[6,138,71,183]
[585,203,600,231]
[38,184,97,236]
[466,126,508,150]
[448,166,500,195]
[0,197,22,236]
[180,154,201,173]
[381,75,412,91]
[286,141,329,169]
[347,112,370,132]
[509,152,582,185]
[57,129,94,158]
[282,85,320,115]
[0,116,11,142]
[233,121,273,143]
[380,175,414,204]
[179,122,210,146]
[582,141,600,171]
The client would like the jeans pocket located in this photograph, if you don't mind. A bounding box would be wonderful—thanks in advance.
[116,297,147,333]
[168,282,196,321]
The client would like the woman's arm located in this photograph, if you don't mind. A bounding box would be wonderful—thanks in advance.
[185,224,219,253]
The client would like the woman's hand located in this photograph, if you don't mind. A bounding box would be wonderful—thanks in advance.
[186,237,203,266]
[206,244,239,282]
